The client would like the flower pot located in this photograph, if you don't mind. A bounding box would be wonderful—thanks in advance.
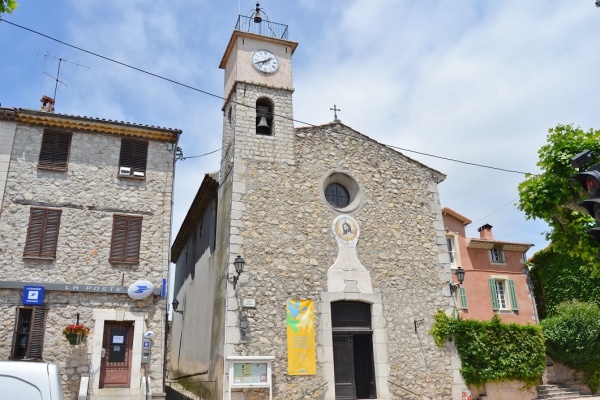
[65,333,83,345]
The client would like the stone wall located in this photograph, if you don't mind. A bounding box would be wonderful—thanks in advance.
[0,119,16,215]
[225,122,455,399]
[0,121,173,398]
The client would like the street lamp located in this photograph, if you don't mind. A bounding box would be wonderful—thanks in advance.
[228,255,245,289]
[172,299,183,315]
[449,266,466,294]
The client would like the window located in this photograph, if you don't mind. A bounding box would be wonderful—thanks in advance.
[23,207,62,258]
[490,247,506,263]
[325,183,350,208]
[488,278,518,311]
[321,172,363,212]
[38,130,72,171]
[110,214,143,264]
[11,307,47,360]
[118,139,148,178]
[446,236,456,267]
[458,287,468,309]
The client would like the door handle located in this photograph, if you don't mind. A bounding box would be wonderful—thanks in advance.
[101,348,106,358]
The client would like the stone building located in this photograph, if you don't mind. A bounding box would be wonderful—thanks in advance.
[0,103,180,399]
[169,9,463,400]
[442,208,537,324]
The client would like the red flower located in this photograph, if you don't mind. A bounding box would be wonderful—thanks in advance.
[62,324,90,337]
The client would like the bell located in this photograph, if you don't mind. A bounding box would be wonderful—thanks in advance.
[253,2,262,23]
[257,117,269,128]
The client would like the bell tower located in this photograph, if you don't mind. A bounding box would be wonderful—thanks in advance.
[217,6,300,391]
[219,2,298,177]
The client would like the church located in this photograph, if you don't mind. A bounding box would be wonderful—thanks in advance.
[169,5,462,400]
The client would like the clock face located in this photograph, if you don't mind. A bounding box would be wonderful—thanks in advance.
[252,49,279,74]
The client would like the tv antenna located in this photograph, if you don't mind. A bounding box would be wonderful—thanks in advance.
[37,50,90,105]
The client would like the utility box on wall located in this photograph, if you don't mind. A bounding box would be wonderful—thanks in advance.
[141,338,152,364]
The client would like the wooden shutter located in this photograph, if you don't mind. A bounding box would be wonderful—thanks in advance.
[488,278,499,311]
[110,215,142,264]
[11,308,47,360]
[124,216,142,263]
[459,286,468,309]
[38,130,71,170]
[119,139,134,173]
[24,208,61,258]
[26,308,47,359]
[119,139,148,177]
[507,279,519,311]
[132,141,148,176]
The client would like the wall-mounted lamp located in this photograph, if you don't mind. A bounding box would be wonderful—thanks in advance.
[449,266,466,294]
[228,255,245,289]
[172,299,183,315]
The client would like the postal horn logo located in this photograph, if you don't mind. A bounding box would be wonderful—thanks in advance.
[127,280,154,300]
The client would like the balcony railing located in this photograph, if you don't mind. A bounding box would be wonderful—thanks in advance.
[234,15,289,40]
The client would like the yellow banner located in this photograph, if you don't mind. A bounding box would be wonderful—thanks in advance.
[286,299,316,375]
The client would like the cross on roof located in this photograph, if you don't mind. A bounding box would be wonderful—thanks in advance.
[330,104,341,122]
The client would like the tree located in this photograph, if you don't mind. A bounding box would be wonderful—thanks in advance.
[518,124,600,274]
[0,0,18,15]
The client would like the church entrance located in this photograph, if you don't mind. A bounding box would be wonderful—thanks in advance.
[332,301,376,400]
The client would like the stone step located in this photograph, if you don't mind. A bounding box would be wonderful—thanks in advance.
[535,383,584,400]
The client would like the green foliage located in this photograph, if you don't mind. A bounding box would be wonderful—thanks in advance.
[431,311,546,386]
[542,301,600,392]
[518,124,600,273]
[431,310,457,347]
[529,247,600,318]
[0,0,18,14]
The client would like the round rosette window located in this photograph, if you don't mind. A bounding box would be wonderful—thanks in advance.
[321,172,363,213]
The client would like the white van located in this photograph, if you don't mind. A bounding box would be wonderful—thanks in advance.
[0,361,64,400]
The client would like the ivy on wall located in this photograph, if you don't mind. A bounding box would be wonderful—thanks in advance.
[431,311,546,387]
[529,247,600,319]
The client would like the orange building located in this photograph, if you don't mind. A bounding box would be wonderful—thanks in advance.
[442,208,538,324]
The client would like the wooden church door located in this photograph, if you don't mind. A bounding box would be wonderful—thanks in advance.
[332,301,376,400]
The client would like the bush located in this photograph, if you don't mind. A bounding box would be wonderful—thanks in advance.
[542,301,600,392]
[529,247,600,319]
[432,311,546,387]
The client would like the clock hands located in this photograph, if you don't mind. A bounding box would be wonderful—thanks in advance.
[257,57,273,65]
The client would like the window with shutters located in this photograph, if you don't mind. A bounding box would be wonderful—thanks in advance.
[38,130,72,171]
[23,207,62,259]
[110,214,143,264]
[118,139,148,178]
[490,247,506,264]
[11,307,47,360]
[488,278,518,312]
[458,286,468,310]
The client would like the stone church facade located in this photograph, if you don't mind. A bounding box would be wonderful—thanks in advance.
[0,105,180,399]
[170,11,462,400]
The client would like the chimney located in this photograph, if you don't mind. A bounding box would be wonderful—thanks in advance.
[477,224,494,240]
[40,96,55,112]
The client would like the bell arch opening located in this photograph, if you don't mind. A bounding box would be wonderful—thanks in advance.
[255,97,274,135]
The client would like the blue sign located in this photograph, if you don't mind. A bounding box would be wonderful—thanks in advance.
[161,278,167,298]
[22,286,45,305]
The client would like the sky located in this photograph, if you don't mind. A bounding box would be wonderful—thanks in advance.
[2,0,600,259]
